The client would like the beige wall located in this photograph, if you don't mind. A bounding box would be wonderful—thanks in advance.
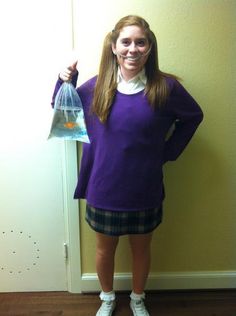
[74,0,236,275]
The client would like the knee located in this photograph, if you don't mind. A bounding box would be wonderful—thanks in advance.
[129,234,152,258]
[96,236,119,259]
[131,246,151,259]
[96,246,115,259]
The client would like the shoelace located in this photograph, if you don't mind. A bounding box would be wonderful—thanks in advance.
[132,300,149,316]
[103,301,113,310]
[98,301,115,315]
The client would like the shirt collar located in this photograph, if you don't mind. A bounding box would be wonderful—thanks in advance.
[117,67,147,85]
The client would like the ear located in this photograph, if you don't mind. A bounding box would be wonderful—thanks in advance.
[111,43,117,55]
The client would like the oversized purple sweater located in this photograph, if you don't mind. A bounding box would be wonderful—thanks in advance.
[52,76,203,211]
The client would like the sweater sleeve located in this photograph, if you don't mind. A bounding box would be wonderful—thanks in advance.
[163,80,204,163]
[50,72,79,107]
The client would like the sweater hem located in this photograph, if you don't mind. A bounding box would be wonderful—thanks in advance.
[84,199,163,212]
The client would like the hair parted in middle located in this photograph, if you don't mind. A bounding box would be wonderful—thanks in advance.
[92,15,178,123]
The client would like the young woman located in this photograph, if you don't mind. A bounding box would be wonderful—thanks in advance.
[52,15,203,316]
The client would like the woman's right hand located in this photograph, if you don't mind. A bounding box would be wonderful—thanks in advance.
[59,61,78,82]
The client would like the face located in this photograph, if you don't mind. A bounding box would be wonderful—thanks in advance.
[112,25,150,80]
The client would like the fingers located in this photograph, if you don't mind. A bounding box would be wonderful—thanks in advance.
[69,61,78,71]
[59,68,74,82]
[59,61,78,82]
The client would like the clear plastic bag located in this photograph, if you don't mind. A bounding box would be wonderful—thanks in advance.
[48,82,90,143]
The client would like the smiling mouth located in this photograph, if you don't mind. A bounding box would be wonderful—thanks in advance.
[126,56,140,61]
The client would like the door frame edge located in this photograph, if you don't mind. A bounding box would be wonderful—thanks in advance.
[62,141,82,293]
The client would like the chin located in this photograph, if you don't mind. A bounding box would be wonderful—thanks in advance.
[125,66,141,72]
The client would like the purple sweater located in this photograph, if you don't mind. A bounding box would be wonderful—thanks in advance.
[52,76,203,211]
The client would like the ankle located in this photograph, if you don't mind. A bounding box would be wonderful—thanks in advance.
[100,290,116,301]
[130,291,145,301]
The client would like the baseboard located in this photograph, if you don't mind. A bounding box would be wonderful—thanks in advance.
[81,271,236,292]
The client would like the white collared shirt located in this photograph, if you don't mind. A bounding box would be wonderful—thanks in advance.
[117,68,147,94]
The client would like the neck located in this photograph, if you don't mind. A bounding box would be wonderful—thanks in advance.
[120,69,141,82]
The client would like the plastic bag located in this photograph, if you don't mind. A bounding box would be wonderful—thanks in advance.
[48,82,90,143]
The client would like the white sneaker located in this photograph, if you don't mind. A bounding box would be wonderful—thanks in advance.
[130,299,150,316]
[96,300,116,316]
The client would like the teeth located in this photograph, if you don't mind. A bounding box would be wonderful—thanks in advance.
[127,57,139,61]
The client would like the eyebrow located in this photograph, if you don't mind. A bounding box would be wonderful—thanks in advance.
[120,37,147,41]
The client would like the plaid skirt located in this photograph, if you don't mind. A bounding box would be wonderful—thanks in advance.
[85,204,163,236]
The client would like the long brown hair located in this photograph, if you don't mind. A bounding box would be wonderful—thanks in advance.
[92,15,178,123]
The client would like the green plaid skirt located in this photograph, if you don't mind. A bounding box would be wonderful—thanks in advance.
[85,204,163,236]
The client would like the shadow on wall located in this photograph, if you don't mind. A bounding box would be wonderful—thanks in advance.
[152,135,234,271]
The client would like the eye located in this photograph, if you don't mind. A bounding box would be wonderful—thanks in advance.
[121,39,130,46]
[136,39,147,47]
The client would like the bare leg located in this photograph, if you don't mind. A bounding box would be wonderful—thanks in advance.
[129,233,153,294]
[95,232,119,292]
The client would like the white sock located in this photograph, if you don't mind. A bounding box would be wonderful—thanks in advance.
[100,290,116,301]
[130,291,145,301]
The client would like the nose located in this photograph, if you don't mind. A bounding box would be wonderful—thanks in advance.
[129,42,138,53]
